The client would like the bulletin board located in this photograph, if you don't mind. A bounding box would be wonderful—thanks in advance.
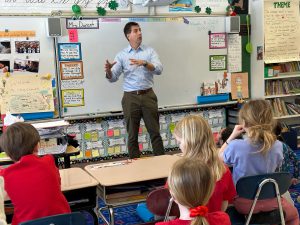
[57,17,228,117]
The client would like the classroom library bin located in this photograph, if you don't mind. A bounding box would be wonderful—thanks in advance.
[197,93,230,105]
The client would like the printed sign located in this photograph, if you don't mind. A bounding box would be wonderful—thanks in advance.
[58,43,82,61]
[66,18,99,29]
[60,61,84,80]
[209,55,227,71]
[209,33,227,49]
[62,89,84,107]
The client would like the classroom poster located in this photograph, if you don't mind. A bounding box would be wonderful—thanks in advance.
[230,72,249,100]
[60,61,84,80]
[264,0,300,63]
[61,89,84,107]
[209,33,227,49]
[227,34,242,72]
[1,74,54,114]
[169,0,193,11]
[209,55,227,71]
[58,43,82,61]
[61,79,85,89]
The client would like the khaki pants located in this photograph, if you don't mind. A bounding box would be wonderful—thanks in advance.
[122,89,164,159]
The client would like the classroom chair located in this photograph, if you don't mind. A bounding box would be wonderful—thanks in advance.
[19,212,86,225]
[281,128,298,151]
[231,172,291,225]
[146,187,180,221]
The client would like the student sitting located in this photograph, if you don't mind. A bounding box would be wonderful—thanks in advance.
[156,158,230,225]
[219,99,299,225]
[0,122,71,225]
[174,115,236,212]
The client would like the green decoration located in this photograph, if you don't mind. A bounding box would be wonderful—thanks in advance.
[194,5,201,13]
[108,0,119,10]
[97,6,107,16]
[205,7,212,15]
[72,4,82,18]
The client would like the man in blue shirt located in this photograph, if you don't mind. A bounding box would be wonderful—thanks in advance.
[105,22,165,159]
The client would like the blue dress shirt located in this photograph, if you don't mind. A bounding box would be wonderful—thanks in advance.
[108,44,163,92]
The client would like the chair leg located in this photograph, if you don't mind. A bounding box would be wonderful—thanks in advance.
[273,181,285,225]
[164,197,174,222]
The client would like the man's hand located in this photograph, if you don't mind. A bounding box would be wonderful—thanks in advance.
[105,60,116,79]
[129,58,144,66]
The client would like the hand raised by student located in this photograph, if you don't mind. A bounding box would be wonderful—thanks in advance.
[104,60,116,79]
[227,125,245,142]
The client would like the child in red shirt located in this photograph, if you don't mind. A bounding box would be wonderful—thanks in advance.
[173,115,236,212]
[156,158,230,225]
[0,122,71,225]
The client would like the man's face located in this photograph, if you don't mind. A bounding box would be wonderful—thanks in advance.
[127,25,142,46]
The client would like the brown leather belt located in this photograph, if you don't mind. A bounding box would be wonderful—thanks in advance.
[126,88,152,95]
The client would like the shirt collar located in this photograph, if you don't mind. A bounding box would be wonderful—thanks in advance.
[127,44,145,53]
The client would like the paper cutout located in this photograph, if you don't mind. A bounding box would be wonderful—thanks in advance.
[85,150,92,158]
[114,146,121,154]
[60,61,83,80]
[230,72,249,100]
[68,29,78,43]
[61,89,84,107]
[84,132,91,140]
[169,123,176,133]
[90,131,99,142]
[92,149,100,157]
[107,147,114,154]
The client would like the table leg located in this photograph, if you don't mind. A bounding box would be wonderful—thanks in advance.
[64,156,71,168]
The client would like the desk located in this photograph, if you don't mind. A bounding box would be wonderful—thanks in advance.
[0,146,80,168]
[85,155,180,225]
[5,167,99,224]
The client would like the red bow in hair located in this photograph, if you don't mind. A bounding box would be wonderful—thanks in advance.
[189,206,208,218]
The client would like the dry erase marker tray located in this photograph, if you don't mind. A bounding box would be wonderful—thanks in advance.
[197,93,229,104]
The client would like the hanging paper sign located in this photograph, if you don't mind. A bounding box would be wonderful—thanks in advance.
[66,18,99,29]
[58,43,82,61]
[209,33,227,49]
[68,29,78,43]
[61,89,84,107]
[209,55,227,71]
[60,61,84,80]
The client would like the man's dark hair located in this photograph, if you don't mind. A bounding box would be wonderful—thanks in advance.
[123,22,139,41]
[0,122,40,161]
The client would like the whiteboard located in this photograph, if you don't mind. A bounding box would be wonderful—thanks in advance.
[0,17,56,78]
[58,17,227,117]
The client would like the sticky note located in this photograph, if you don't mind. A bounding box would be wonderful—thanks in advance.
[139,143,143,150]
[114,146,121,154]
[107,129,114,137]
[114,129,120,136]
[91,132,99,141]
[68,29,78,43]
[85,150,92,158]
[92,149,100,157]
[169,123,175,133]
[107,147,114,154]
[84,132,91,140]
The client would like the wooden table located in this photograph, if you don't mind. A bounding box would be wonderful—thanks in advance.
[84,155,180,225]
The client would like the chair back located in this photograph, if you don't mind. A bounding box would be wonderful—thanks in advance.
[236,172,291,200]
[146,187,180,217]
[19,212,86,225]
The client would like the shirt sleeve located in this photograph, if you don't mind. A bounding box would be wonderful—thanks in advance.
[286,144,300,179]
[108,53,123,82]
[223,143,236,166]
[150,48,163,75]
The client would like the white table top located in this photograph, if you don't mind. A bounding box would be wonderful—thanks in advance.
[59,167,98,191]
[84,155,180,186]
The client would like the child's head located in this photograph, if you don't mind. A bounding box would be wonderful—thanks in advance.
[174,115,225,180]
[168,158,214,225]
[218,127,243,145]
[238,99,276,155]
[0,122,40,161]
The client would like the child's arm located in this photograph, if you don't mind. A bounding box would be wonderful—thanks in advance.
[219,125,245,159]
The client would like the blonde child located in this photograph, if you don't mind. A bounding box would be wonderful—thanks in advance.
[0,122,71,225]
[156,158,230,225]
[173,115,236,212]
[219,99,299,225]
